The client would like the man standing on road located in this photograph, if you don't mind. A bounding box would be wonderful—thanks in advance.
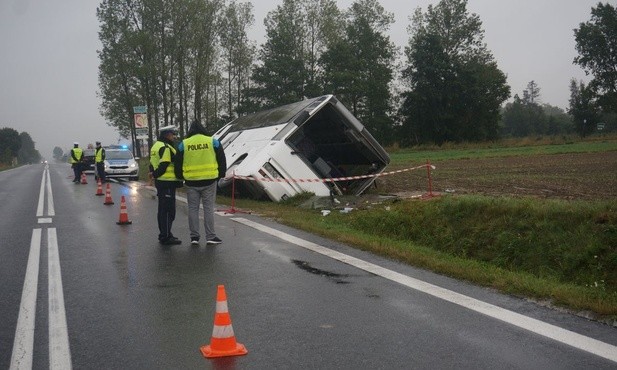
[175,120,226,245]
[69,142,83,183]
[150,125,184,245]
[95,141,106,183]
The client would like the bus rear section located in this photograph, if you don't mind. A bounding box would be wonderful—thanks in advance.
[215,95,390,202]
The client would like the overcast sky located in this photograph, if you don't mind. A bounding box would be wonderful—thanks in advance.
[0,0,604,158]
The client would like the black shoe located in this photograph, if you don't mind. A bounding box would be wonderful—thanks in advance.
[160,237,182,245]
[206,237,222,245]
[190,237,200,245]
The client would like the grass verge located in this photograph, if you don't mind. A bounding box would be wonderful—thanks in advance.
[216,194,617,323]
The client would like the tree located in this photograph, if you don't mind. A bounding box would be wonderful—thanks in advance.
[574,3,617,114]
[251,0,342,108]
[17,132,41,164]
[502,81,548,136]
[97,0,146,152]
[97,0,230,148]
[568,79,600,137]
[522,80,540,105]
[321,0,396,144]
[0,127,21,165]
[219,1,255,120]
[53,146,64,161]
[541,104,574,135]
[400,0,510,145]
[302,0,342,98]
[252,0,308,107]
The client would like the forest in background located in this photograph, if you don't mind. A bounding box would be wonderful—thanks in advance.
[96,0,617,156]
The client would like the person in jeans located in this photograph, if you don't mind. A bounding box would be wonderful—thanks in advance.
[175,120,226,245]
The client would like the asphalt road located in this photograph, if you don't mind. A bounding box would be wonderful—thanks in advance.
[1,163,616,369]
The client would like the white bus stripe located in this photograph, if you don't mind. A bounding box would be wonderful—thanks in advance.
[232,217,617,363]
[48,228,72,369]
[10,229,42,370]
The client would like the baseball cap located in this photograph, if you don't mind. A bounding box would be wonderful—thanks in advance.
[159,125,178,134]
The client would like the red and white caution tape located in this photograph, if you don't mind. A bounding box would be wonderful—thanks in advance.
[229,164,435,184]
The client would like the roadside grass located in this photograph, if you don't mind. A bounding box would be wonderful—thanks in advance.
[218,195,617,320]
[214,134,617,322]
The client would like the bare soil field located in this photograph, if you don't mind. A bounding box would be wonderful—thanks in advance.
[379,151,617,201]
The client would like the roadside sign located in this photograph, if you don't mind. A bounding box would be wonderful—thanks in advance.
[135,127,148,139]
[134,113,148,128]
[133,106,147,114]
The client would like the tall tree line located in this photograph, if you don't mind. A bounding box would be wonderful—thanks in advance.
[0,127,41,165]
[97,0,615,150]
[96,0,506,149]
[570,2,617,136]
[502,81,573,137]
[97,0,254,155]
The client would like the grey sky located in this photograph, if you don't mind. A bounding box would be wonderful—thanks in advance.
[0,0,603,158]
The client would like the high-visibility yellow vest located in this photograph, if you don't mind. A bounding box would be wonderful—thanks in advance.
[69,148,83,164]
[95,147,105,163]
[150,141,179,181]
[181,135,218,180]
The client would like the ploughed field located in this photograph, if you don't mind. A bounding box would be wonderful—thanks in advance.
[379,151,617,201]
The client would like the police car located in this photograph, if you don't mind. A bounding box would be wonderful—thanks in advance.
[104,145,140,181]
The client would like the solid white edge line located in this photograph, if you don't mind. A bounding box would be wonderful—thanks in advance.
[47,228,72,370]
[10,228,41,370]
[36,169,46,217]
[46,167,55,216]
[232,217,617,363]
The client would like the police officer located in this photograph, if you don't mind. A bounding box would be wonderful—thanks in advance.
[175,120,226,245]
[150,125,183,245]
[69,142,83,183]
[94,141,106,183]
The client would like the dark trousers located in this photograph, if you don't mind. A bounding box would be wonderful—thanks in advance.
[72,163,82,182]
[96,162,106,183]
[155,180,177,241]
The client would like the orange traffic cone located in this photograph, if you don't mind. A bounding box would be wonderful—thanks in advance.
[95,179,104,196]
[200,285,248,358]
[80,172,88,184]
[103,183,114,205]
[116,196,132,225]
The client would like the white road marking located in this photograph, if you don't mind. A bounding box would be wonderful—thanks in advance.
[36,167,55,217]
[47,228,72,369]
[12,167,70,369]
[36,170,46,217]
[10,229,42,370]
[232,217,617,363]
[46,167,55,216]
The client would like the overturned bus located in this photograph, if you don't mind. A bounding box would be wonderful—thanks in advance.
[214,95,390,202]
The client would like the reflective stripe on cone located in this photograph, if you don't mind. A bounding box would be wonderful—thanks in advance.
[200,285,247,358]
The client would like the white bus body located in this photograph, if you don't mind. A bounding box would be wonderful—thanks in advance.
[214,95,390,202]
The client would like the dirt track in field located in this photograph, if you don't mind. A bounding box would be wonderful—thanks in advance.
[379,151,617,201]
